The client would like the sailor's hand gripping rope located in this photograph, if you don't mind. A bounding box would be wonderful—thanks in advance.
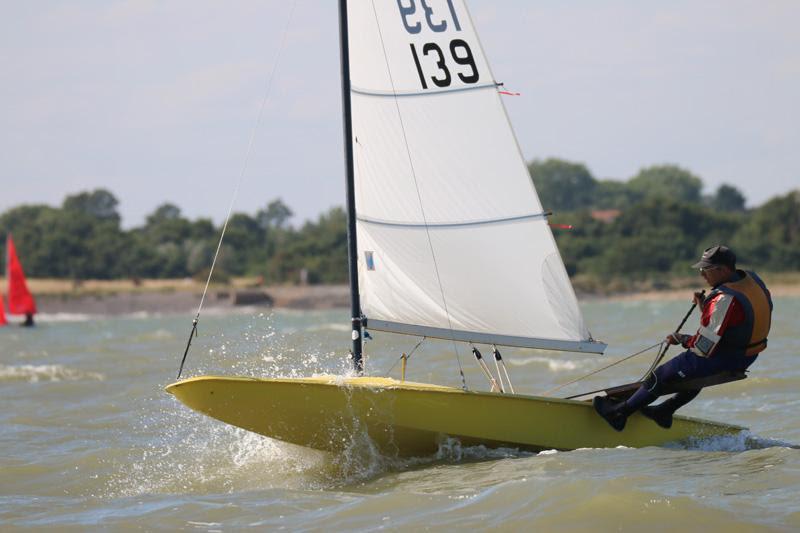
[545,290,705,399]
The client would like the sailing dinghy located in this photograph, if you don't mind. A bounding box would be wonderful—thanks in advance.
[0,289,6,326]
[167,0,743,455]
[3,234,37,327]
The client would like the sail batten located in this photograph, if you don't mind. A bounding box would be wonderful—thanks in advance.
[366,319,606,354]
[357,211,548,229]
[352,82,497,98]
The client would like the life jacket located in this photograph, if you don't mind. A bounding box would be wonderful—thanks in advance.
[707,270,773,357]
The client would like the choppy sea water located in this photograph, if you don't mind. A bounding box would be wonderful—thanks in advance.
[1,298,799,531]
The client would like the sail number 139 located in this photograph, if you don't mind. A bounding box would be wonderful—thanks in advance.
[397,0,480,90]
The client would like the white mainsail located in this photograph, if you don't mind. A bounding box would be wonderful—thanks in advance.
[348,0,604,353]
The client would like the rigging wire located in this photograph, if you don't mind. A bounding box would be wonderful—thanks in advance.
[384,336,427,376]
[471,345,500,392]
[493,353,506,393]
[176,0,298,380]
[492,345,515,393]
[491,345,506,393]
[369,0,467,390]
[537,341,664,397]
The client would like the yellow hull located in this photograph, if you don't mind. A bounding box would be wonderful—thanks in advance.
[165,376,744,456]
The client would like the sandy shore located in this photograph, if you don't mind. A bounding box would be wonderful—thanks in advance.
[5,275,798,316]
[596,273,800,302]
[9,278,350,316]
[601,284,800,302]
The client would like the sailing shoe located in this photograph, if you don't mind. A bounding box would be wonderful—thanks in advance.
[641,405,673,429]
[593,396,627,432]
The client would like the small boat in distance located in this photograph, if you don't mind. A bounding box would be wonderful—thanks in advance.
[167,0,744,455]
[5,234,37,327]
[0,288,7,326]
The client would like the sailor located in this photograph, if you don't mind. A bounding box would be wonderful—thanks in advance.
[594,245,772,431]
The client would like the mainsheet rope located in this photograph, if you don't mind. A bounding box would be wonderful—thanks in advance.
[176,0,298,380]
[538,341,664,397]
[539,292,704,398]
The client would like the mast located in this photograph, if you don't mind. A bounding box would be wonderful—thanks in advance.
[338,0,363,373]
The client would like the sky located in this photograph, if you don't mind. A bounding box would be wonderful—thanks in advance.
[1,1,798,228]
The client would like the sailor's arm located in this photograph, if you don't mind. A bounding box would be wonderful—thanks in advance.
[692,290,705,307]
[665,332,692,347]
[686,293,743,357]
[664,291,707,347]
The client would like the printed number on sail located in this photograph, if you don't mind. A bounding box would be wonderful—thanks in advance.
[398,0,461,33]
[398,0,480,89]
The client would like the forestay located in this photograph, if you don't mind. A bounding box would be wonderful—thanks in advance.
[348,0,604,354]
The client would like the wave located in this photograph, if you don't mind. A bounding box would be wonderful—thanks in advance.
[36,311,164,322]
[34,312,95,323]
[36,311,154,322]
[506,356,587,372]
[107,399,548,498]
[304,322,351,333]
[104,412,329,498]
[104,404,799,501]
[671,430,799,452]
[0,364,105,383]
[135,328,175,341]
[34,306,274,323]
[105,374,798,499]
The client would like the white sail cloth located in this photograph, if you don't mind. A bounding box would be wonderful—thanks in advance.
[348,1,602,353]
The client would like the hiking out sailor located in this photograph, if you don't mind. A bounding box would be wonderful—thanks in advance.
[594,245,772,431]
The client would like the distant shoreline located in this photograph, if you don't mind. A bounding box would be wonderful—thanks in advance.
[597,283,800,302]
[29,282,351,316]
[5,275,798,316]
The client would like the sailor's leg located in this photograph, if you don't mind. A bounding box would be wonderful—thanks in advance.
[593,372,658,432]
[624,352,695,411]
[594,351,694,432]
[622,373,659,411]
[658,389,702,412]
[639,350,744,428]
[639,352,760,429]
[641,389,701,429]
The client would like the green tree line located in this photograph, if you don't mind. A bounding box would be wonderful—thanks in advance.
[1,161,798,284]
[530,160,800,277]
[0,191,346,284]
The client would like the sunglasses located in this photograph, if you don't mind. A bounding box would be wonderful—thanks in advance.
[699,265,720,273]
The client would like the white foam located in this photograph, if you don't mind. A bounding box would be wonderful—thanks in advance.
[507,356,584,372]
[104,408,329,498]
[672,430,799,452]
[0,364,105,383]
[538,449,559,455]
[432,438,534,462]
[35,312,94,323]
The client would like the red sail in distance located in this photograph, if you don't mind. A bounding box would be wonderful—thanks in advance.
[6,234,37,315]
[0,292,7,326]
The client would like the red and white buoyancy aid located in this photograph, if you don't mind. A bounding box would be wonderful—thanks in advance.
[690,270,772,358]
